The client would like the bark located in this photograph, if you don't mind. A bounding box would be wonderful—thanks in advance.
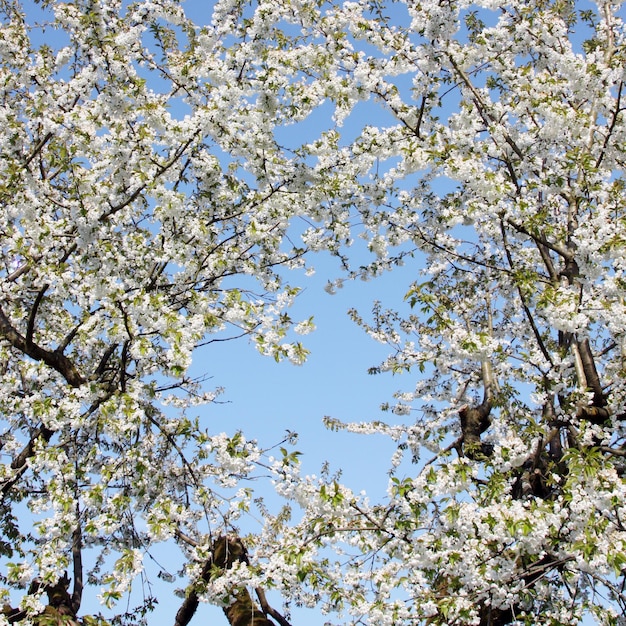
[0,306,85,388]
[458,359,495,460]
[2,574,83,625]
[428,555,565,626]
[175,536,290,626]
[459,403,492,459]
[222,590,275,626]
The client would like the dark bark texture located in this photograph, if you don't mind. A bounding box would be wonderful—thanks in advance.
[175,536,290,626]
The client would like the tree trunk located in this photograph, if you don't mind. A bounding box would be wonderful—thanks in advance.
[175,536,285,626]
[222,589,275,626]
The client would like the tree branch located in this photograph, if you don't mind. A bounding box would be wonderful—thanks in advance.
[576,338,604,407]
[498,219,553,366]
[23,132,53,167]
[174,536,289,626]
[25,284,49,346]
[1,425,54,499]
[0,306,85,387]
[254,587,292,626]
[71,523,83,614]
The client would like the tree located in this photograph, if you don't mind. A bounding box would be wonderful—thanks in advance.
[0,0,344,624]
[3,0,626,625]
[243,0,626,623]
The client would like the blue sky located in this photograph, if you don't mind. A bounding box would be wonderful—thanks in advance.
[174,253,422,625]
[192,248,421,488]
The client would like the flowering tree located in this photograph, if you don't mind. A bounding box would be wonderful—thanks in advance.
[0,0,345,624]
[3,0,626,625]
[231,0,626,624]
